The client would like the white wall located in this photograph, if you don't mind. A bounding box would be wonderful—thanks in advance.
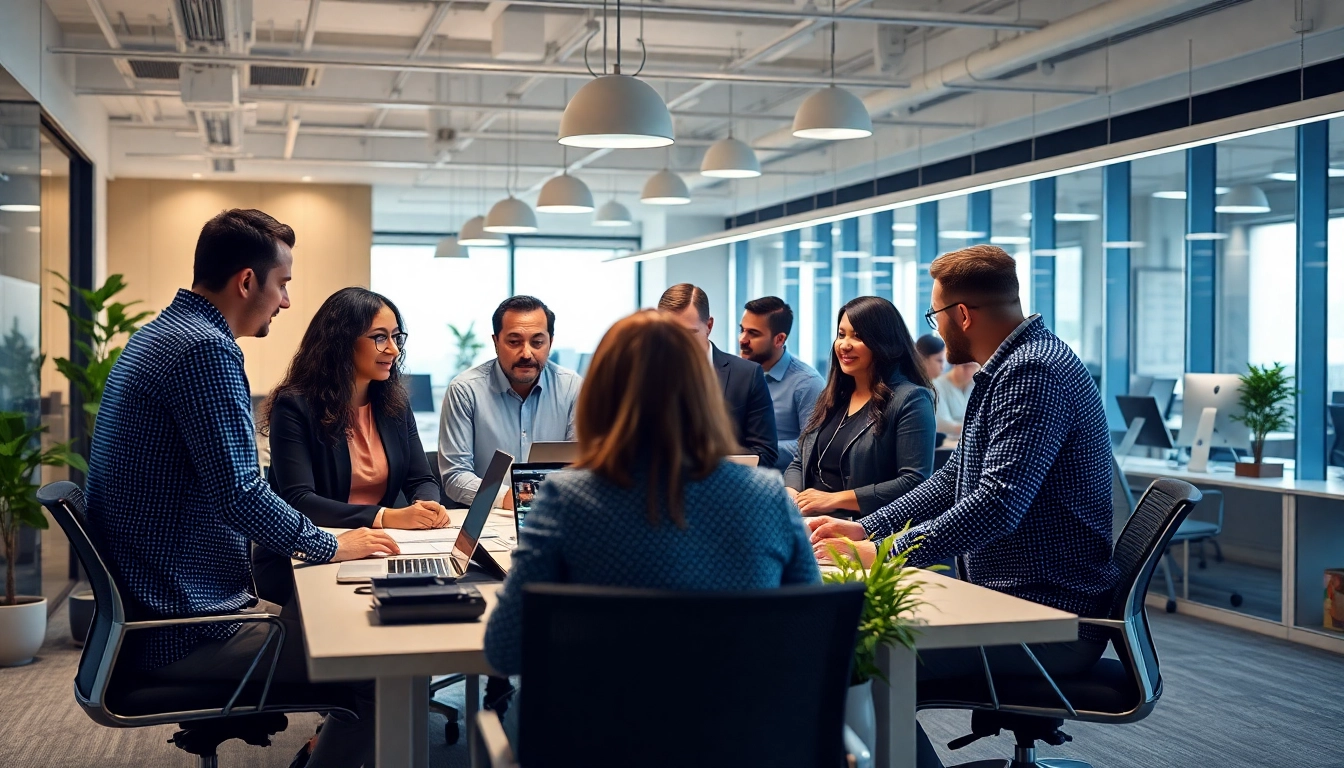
[0,0,112,280]
[638,212,732,349]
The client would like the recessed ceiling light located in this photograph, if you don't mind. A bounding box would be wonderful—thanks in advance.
[26,226,40,234]
[301,175,313,182]
[1103,240,1146,249]
[990,235,1031,245]
[192,173,202,179]
[834,250,869,259]
[892,237,916,247]
[891,222,917,232]
[1054,212,1100,222]
[939,229,987,239]
[39,169,52,177]
[1214,184,1270,214]
[1185,232,1230,241]
[0,204,40,213]
[799,240,825,249]
[1151,190,1186,200]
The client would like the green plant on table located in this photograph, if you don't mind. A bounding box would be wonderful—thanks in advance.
[50,272,154,436]
[1228,362,1296,465]
[448,321,486,377]
[821,524,940,685]
[0,411,86,605]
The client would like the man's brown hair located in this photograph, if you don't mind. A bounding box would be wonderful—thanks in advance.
[657,283,711,322]
[928,244,1021,308]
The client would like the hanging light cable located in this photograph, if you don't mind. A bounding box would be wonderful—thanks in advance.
[792,0,872,141]
[486,112,539,233]
[538,79,596,213]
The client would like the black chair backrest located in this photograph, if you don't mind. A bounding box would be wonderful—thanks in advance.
[1107,478,1201,691]
[37,481,125,703]
[406,373,435,413]
[1329,405,1344,467]
[519,582,866,768]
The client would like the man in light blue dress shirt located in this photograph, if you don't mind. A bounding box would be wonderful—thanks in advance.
[739,297,825,471]
[437,296,582,506]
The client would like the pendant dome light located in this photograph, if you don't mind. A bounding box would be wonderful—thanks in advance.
[701,85,760,178]
[792,3,872,141]
[593,198,633,227]
[559,0,673,149]
[458,215,507,246]
[434,235,462,258]
[641,169,691,205]
[537,173,596,213]
[1215,184,1271,214]
[486,113,540,233]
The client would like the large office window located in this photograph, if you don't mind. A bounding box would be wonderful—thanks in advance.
[1054,168,1105,370]
[990,183,1033,317]
[513,243,637,371]
[1329,117,1344,399]
[1130,152,1187,380]
[888,207,920,337]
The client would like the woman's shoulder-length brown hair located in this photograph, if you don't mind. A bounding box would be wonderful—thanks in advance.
[573,310,739,527]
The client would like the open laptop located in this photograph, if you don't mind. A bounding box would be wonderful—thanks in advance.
[726,454,760,467]
[527,441,579,463]
[335,450,513,583]
[509,462,569,539]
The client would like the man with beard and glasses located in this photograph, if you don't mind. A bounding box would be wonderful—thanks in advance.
[438,295,581,508]
[739,296,824,471]
[808,244,1118,710]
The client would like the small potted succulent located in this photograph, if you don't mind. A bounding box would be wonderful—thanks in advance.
[0,412,86,666]
[1229,363,1295,479]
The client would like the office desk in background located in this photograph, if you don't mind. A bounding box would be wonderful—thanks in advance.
[294,513,1076,768]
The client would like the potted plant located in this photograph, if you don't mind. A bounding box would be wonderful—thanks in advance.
[448,321,485,377]
[0,411,86,666]
[821,527,936,766]
[50,272,154,439]
[1229,362,1295,478]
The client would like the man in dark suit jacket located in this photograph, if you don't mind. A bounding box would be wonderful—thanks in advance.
[659,283,778,468]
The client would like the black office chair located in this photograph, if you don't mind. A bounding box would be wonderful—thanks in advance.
[477,582,866,768]
[406,373,436,413]
[37,481,358,767]
[1328,405,1344,469]
[918,478,1202,768]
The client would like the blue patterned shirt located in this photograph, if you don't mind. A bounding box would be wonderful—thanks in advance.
[764,348,826,471]
[484,461,821,675]
[862,316,1119,628]
[86,290,337,670]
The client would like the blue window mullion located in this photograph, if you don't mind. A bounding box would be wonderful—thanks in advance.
[1030,178,1056,329]
[783,229,801,311]
[1296,121,1328,480]
[1185,144,1217,374]
[917,202,938,314]
[840,218,860,303]
[733,240,749,317]
[969,190,991,245]
[1103,163,1132,429]
[814,223,834,374]
[872,210,894,303]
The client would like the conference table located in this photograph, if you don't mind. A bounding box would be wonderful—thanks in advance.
[293,510,1077,768]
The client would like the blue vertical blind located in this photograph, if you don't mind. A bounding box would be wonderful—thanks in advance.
[1103,163,1132,428]
[1295,121,1329,481]
[1185,144,1217,373]
[1030,178,1056,329]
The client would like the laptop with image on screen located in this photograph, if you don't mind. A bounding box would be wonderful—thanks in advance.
[335,449,513,583]
[509,462,569,541]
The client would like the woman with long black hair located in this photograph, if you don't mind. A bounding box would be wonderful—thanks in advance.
[253,286,447,606]
[784,296,936,519]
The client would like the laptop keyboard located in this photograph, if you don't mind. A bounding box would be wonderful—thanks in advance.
[388,557,450,576]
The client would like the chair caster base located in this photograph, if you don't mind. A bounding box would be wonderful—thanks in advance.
[948,759,1093,768]
[1165,599,1177,613]
[444,720,460,744]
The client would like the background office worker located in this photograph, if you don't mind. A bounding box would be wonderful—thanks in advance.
[438,295,582,506]
[785,296,935,519]
[659,283,778,468]
[739,296,824,471]
[809,244,1119,684]
[485,310,820,682]
[915,333,947,383]
[255,286,449,608]
[85,209,396,768]
[931,360,979,438]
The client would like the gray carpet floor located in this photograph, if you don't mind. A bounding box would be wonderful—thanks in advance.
[2,598,1341,767]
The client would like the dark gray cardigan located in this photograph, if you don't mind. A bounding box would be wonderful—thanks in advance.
[783,372,935,518]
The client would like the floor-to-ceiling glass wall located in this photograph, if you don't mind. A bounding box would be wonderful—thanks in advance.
[1054,168,1105,380]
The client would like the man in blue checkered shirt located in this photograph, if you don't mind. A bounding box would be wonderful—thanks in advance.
[809,244,1120,686]
[86,209,398,768]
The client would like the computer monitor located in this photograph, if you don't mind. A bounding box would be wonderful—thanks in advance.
[1115,395,1175,452]
[1332,391,1344,405]
[1129,375,1154,397]
[1178,373,1250,450]
[406,373,435,413]
[1149,378,1178,419]
[577,352,593,377]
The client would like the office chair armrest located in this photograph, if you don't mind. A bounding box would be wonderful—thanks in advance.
[1078,617,1128,630]
[122,612,283,630]
[475,710,519,768]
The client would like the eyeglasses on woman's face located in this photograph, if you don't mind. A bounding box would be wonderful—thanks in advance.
[366,332,407,353]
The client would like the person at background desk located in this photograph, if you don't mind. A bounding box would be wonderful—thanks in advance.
[915,333,947,383]
[931,360,979,438]
[484,309,819,685]
[659,283,778,468]
[438,295,581,507]
[739,296,824,471]
[85,209,397,768]
[255,287,449,609]
[809,244,1118,684]
[785,296,935,520]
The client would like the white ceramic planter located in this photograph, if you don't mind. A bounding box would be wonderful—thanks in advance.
[844,679,875,768]
[0,596,47,666]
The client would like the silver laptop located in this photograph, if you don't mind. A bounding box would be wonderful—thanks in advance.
[335,450,513,583]
[527,441,579,463]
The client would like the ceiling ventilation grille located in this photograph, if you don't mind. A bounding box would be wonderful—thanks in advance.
[249,65,313,88]
[212,158,235,172]
[128,60,181,80]
[203,114,233,146]
[177,0,227,43]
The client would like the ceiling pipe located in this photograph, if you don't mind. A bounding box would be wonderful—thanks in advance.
[372,0,456,129]
[85,0,155,125]
[52,46,909,90]
[749,0,1230,159]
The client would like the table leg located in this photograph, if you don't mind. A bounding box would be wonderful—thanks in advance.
[467,674,481,768]
[874,644,918,768]
[377,675,429,768]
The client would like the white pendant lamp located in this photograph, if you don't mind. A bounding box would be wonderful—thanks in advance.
[641,169,691,205]
[485,195,539,233]
[1215,184,1271,214]
[558,0,673,149]
[593,199,633,227]
[792,5,872,141]
[536,173,595,213]
[700,136,760,178]
[458,215,507,246]
[434,235,462,258]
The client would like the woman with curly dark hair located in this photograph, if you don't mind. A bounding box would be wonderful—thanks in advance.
[252,287,447,607]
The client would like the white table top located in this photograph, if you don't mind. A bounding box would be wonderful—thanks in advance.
[1119,456,1344,500]
[294,514,1077,681]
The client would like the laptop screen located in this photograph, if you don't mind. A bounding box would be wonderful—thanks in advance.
[450,449,513,575]
[511,463,567,534]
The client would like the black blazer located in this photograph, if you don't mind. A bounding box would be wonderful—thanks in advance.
[712,345,779,469]
[252,391,442,605]
[784,372,935,518]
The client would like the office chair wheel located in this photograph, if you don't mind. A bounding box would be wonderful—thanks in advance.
[445,720,459,745]
[1165,599,1176,613]
[1230,593,1243,608]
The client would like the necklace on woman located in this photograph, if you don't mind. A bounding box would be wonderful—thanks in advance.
[814,407,856,488]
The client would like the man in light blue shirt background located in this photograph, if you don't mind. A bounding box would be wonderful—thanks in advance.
[739,296,824,471]
[438,295,582,506]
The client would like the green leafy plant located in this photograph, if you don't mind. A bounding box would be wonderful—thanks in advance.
[0,412,86,605]
[50,272,154,435]
[821,525,940,685]
[448,321,486,376]
[0,320,42,414]
[1228,362,1296,465]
